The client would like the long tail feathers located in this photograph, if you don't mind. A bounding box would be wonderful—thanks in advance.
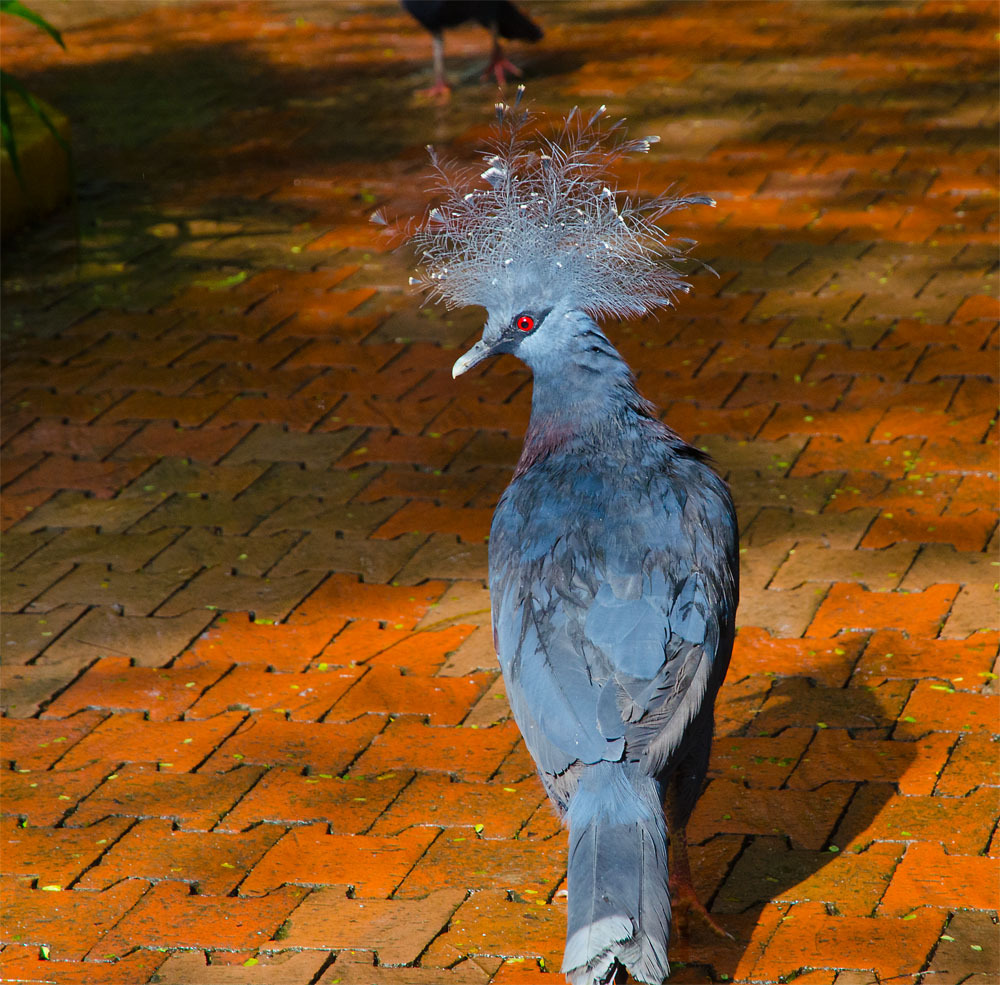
[562,764,671,985]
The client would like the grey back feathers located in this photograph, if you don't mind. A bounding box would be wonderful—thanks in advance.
[405,87,714,320]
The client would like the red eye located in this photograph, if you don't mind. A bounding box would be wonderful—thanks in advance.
[516,314,535,332]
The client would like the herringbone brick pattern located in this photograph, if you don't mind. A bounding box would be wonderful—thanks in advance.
[1,2,997,982]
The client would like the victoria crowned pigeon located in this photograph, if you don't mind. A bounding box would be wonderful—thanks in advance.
[402,0,542,100]
[402,91,738,984]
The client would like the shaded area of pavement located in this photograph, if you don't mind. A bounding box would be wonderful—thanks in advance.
[1,1,997,983]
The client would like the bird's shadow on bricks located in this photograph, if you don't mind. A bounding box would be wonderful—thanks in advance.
[670,643,917,982]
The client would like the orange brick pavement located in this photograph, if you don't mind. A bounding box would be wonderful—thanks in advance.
[1,2,997,983]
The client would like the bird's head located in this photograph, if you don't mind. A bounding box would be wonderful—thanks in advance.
[451,296,576,378]
[403,88,714,379]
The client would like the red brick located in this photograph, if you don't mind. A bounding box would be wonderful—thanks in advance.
[4,420,138,460]
[750,902,945,982]
[807,583,960,637]
[852,629,999,686]
[76,817,281,894]
[879,842,999,916]
[791,435,924,478]
[102,392,232,426]
[41,655,228,722]
[216,767,413,834]
[99,880,306,956]
[759,406,881,442]
[787,730,953,795]
[208,393,333,431]
[935,732,999,797]
[372,501,493,543]
[68,763,266,830]
[57,711,245,772]
[5,389,119,424]
[919,438,999,475]
[836,786,997,855]
[29,562,186,617]
[753,677,911,734]
[950,377,1000,419]
[370,773,545,840]
[187,614,347,672]
[951,294,1000,322]
[1,712,105,771]
[689,779,854,850]
[398,826,567,900]
[283,338,401,372]
[0,946,166,985]
[874,407,994,442]
[949,473,1000,512]
[113,421,253,463]
[5,454,154,500]
[150,949,328,985]
[351,718,521,782]
[1,816,131,889]
[895,680,1000,738]
[0,876,149,961]
[838,377,958,413]
[328,392,451,434]
[716,838,903,918]
[433,889,566,967]
[292,574,448,629]
[276,886,464,965]
[311,618,411,668]
[188,665,363,721]
[241,824,437,897]
[198,713,385,774]
[0,489,52,531]
[708,728,813,788]
[359,625,478,675]
[726,373,847,411]
[726,626,867,687]
[355,467,492,507]
[0,766,109,827]
[341,429,471,470]
[862,511,996,551]
[328,666,492,725]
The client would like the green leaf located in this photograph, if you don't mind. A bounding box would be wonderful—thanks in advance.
[193,270,248,290]
[1,69,70,156]
[0,83,20,179]
[0,1,65,48]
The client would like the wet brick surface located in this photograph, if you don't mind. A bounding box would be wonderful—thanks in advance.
[1,1,997,982]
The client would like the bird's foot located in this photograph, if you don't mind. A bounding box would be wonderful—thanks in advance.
[670,874,733,941]
[415,78,452,103]
[482,45,524,86]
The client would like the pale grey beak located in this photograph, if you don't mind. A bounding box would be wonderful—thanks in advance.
[452,339,493,378]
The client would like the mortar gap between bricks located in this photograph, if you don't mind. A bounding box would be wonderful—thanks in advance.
[64,815,144,892]
[186,712,251,774]
[387,825,447,901]
[689,338,722,379]
[51,761,124,829]
[31,655,105,720]
[305,950,340,985]
[703,832,753,916]
[357,769,419,836]
[23,607,92,668]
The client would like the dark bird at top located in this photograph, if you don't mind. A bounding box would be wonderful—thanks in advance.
[401,91,738,983]
[402,0,542,101]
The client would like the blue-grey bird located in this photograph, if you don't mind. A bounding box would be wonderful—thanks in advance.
[403,91,738,984]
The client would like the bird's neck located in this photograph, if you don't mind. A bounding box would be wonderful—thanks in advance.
[516,324,658,477]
